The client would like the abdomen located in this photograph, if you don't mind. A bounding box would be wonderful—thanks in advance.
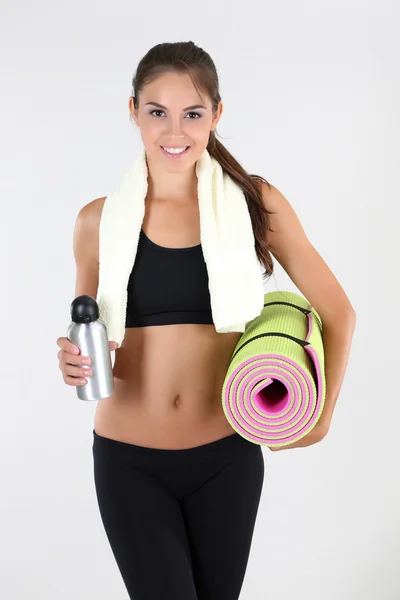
[94,324,241,449]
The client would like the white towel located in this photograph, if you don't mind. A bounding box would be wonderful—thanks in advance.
[96,146,265,346]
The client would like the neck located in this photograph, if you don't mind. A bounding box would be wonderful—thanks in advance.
[145,152,198,202]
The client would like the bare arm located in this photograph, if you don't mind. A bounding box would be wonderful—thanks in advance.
[72,196,118,352]
[72,197,106,298]
[261,182,356,450]
[57,197,110,385]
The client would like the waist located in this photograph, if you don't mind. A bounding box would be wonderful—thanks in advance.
[94,324,241,447]
[94,385,236,448]
[92,427,255,462]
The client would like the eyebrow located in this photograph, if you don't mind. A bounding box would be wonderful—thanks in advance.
[145,102,207,111]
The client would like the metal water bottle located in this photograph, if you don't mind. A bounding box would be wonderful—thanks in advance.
[67,295,115,401]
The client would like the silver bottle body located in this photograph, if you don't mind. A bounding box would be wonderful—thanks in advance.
[67,319,115,401]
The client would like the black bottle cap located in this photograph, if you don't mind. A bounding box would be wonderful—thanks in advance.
[70,295,99,324]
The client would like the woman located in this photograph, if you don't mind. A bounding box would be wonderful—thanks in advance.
[56,41,356,600]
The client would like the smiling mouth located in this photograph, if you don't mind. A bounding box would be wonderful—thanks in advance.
[160,146,191,156]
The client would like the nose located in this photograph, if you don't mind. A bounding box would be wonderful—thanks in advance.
[166,117,185,139]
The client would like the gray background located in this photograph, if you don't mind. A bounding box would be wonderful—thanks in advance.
[1,0,399,598]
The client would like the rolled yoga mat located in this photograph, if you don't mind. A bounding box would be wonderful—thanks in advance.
[222,290,326,448]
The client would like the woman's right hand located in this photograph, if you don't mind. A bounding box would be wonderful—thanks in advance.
[56,337,118,386]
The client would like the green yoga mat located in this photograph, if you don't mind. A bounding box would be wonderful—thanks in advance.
[222,291,326,448]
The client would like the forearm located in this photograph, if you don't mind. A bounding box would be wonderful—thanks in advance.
[316,310,356,428]
[269,425,323,451]
[270,310,356,452]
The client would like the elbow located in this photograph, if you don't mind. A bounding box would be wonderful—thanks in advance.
[316,421,330,442]
[347,306,357,329]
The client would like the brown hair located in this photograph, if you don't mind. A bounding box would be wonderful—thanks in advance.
[131,41,275,280]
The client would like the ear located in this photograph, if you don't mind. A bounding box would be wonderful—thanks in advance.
[128,96,139,126]
[211,101,223,132]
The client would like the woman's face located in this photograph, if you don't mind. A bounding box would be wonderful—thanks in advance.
[129,71,223,171]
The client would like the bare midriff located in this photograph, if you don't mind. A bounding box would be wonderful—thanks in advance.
[94,323,242,449]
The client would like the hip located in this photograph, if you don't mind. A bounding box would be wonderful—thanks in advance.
[92,425,264,498]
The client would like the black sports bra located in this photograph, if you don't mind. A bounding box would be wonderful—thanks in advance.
[125,228,214,327]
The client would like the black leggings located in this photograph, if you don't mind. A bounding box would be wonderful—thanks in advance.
[92,429,264,600]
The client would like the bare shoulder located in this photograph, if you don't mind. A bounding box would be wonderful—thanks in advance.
[75,196,107,231]
[259,180,307,254]
[74,196,106,245]
[259,180,300,220]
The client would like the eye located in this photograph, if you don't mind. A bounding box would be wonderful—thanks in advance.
[150,109,165,117]
[149,110,202,119]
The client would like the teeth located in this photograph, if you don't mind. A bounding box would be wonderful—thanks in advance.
[162,146,188,155]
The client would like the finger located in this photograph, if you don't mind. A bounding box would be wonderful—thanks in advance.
[109,341,118,351]
[62,363,92,380]
[63,373,88,387]
[60,352,91,368]
[57,337,81,355]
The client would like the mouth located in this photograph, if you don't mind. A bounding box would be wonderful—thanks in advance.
[160,145,191,158]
